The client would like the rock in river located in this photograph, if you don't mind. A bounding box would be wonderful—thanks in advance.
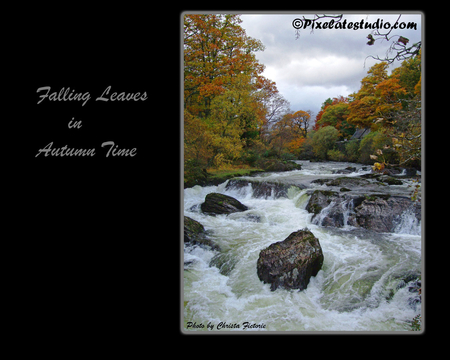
[257,229,324,291]
[305,189,421,233]
[184,216,220,250]
[348,196,419,233]
[201,192,248,215]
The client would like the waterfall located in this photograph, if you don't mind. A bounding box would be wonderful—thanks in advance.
[394,207,421,236]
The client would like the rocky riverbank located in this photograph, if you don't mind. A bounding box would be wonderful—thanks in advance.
[305,176,421,233]
[184,159,302,188]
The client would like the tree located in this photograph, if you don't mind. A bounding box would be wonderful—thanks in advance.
[261,92,290,130]
[269,112,295,157]
[311,126,339,160]
[291,110,313,138]
[268,108,313,157]
[347,62,407,129]
[315,96,354,139]
[294,14,421,167]
[184,14,264,118]
[184,14,284,182]
[253,77,288,143]
[184,110,213,184]
[370,51,422,168]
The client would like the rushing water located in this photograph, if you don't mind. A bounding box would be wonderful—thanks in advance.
[183,161,422,332]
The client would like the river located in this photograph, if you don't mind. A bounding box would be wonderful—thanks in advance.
[183,161,422,332]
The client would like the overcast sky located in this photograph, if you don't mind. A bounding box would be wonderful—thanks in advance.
[240,13,422,116]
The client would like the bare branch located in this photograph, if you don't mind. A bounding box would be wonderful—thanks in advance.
[295,14,343,38]
[365,40,421,65]
[295,14,421,66]
[371,14,402,41]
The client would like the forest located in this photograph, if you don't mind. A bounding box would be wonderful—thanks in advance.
[184,14,422,186]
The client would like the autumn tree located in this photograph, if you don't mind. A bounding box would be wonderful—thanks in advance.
[268,109,313,157]
[294,14,421,167]
[345,52,421,169]
[311,126,339,160]
[347,62,388,128]
[270,112,295,157]
[184,110,213,184]
[184,14,264,118]
[291,110,312,138]
[184,14,283,183]
[315,96,354,139]
[374,51,422,168]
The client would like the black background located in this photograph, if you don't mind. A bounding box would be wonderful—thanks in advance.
[21,6,178,344]
[17,5,432,345]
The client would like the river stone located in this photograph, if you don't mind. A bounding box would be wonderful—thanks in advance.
[305,190,339,215]
[256,229,324,291]
[347,196,418,233]
[184,216,219,250]
[305,189,421,233]
[200,192,248,215]
[184,216,205,243]
[326,177,371,187]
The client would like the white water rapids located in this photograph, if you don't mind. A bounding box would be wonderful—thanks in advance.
[183,161,422,332]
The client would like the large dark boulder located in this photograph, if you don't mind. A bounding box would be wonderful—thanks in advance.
[257,229,324,291]
[200,193,248,215]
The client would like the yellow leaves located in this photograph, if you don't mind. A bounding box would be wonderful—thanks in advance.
[414,75,421,95]
[184,14,265,119]
[212,153,227,168]
[184,110,213,163]
[286,137,306,155]
[375,76,407,99]
[347,63,409,130]
[409,178,421,202]
[392,137,401,147]
[370,148,386,172]
[372,162,385,172]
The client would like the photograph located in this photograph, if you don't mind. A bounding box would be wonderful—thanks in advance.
[182,12,423,333]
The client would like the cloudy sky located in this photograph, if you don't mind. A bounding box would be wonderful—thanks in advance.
[240,13,422,116]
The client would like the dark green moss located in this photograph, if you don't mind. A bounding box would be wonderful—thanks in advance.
[377,176,403,185]
[314,190,338,198]
[311,203,323,215]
